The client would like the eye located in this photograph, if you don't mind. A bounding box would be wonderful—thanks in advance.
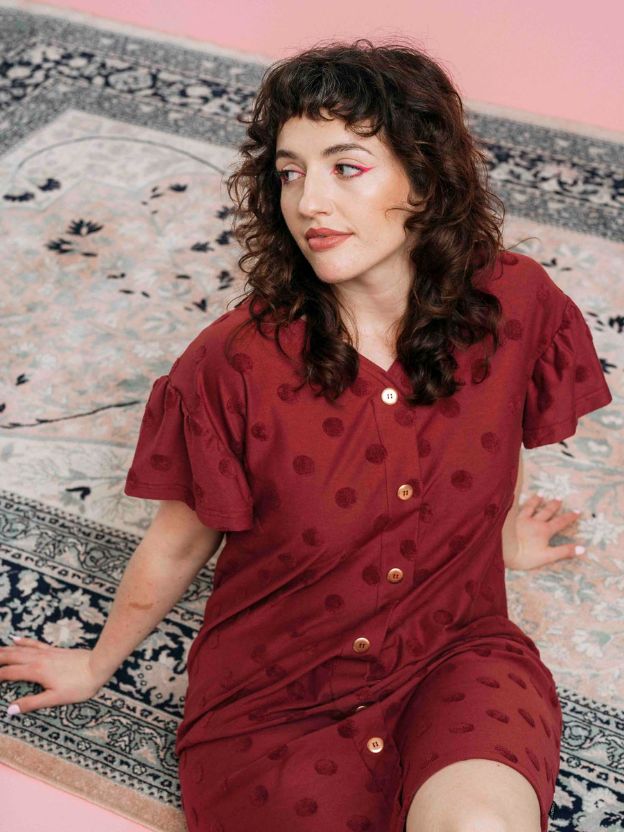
[275,163,366,185]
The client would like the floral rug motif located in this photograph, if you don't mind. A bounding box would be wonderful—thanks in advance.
[0,3,622,830]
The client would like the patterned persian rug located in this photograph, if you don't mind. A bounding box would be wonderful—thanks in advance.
[0,2,622,830]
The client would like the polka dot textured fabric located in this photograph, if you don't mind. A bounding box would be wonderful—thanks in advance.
[124,252,612,831]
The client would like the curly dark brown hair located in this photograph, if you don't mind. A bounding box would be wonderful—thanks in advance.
[223,37,526,406]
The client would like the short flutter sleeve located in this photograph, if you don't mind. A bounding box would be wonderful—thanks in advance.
[124,343,254,530]
[522,295,613,449]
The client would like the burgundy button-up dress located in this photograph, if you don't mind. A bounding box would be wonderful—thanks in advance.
[124,251,612,832]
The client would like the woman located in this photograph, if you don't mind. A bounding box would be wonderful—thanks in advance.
[2,39,612,832]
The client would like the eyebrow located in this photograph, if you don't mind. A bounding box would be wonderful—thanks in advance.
[274,142,374,162]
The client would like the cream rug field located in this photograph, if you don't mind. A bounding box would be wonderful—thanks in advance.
[0,2,622,830]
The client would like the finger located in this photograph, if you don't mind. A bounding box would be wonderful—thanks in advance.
[10,637,49,648]
[552,511,582,531]
[0,664,40,682]
[533,497,563,521]
[518,494,542,516]
[550,543,585,562]
[6,689,60,716]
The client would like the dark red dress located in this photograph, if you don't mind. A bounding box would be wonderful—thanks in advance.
[124,252,612,832]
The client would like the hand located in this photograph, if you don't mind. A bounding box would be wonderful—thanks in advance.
[1,637,108,716]
[506,494,585,571]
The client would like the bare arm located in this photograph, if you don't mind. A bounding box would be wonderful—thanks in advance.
[1,502,225,716]
[89,500,224,684]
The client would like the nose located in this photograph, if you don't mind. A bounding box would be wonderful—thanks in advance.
[296,171,333,216]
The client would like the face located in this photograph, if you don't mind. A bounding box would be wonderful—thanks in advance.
[274,108,418,306]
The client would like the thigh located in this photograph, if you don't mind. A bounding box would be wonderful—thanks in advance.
[394,642,562,832]
[178,717,393,831]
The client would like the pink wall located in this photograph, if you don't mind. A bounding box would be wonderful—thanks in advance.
[24,0,624,134]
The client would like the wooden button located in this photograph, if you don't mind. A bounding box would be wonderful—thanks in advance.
[397,483,413,500]
[366,736,384,753]
[381,387,398,405]
[353,637,371,653]
[387,567,404,583]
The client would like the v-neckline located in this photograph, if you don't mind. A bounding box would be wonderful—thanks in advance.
[293,316,400,379]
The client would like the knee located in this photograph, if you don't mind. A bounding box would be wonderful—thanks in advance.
[406,802,513,832]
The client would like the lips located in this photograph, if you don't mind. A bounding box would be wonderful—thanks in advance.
[305,228,350,239]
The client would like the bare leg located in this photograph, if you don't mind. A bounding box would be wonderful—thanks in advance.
[405,758,542,832]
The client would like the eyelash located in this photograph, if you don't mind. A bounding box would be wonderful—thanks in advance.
[275,163,366,185]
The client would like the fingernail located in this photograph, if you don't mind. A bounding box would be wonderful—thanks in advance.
[10,635,22,642]
[573,510,581,514]
[575,546,586,555]
[7,704,21,716]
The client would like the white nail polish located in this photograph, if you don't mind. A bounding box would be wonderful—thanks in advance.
[7,704,21,716]
[575,546,585,555]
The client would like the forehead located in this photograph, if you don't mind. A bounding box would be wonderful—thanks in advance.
[276,111,383,155]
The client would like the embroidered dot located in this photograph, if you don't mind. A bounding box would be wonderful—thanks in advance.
[529,676,545,699]
[433,609,453,626]
[400,539,417,561]
[413,568,432,585]
[350,377,371,397]
[418,437,432,457]
[505,643,524,656]
[419,502,433,522]
[347,816,373,831]
[365,444,388,464]
[233,735,253,752]
[448,535,468,555]
[484,503,498,518]
[217,457,239,479]
[508,672,528,689]
[314,758,338,775]
[394,407,415,427]
[268,744,289,760]
[150,453,172,471]
[325,594,345,612]
[337,720,358,738]
[226,394,244,418]
[575,365,589,383]
[500,252,519,265]
[293,455,315,475]
[438,398,460,418]
[481,432,500,453]
[544,758,552,785]
[250,644,267,663]
[295,798,318,816]
[449,722,475,733]
[540,715,551,738]
[361,565,381,585]
[441,691,466,702]
[335,487,357,508]
[476,676,500,688]
[419,750,440,769]
[250,421,269,441]
[549,687,559,707]
[250,784,269,806]
[472,646,492,657]
[286,680,307,701]
[464,580,477,599]
[525,748,541,771]
[322,417,345,437]
[230,352,253,373]
[450,470,473,491]
[486,709,510,723]
[277,383,299,403]
[494,745,518,763]
[518,708,536,727]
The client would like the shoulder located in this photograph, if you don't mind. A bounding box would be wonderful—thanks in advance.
[167,298,256,403]
[486,252,569,340]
